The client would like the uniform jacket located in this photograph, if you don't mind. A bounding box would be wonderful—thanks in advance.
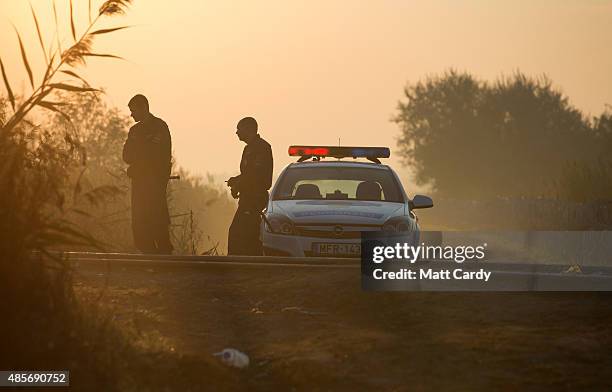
[234,134,273,201]
[122,114,172,181]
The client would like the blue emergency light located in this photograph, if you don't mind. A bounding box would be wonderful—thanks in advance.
[288,146,390,163]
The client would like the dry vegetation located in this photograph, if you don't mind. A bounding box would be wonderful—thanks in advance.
[0,1,235,389]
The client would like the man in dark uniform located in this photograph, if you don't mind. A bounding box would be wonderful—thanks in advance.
[227,117,273,255]
[122,94,173,254]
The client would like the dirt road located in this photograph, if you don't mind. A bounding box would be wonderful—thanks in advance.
[74,260,612,391]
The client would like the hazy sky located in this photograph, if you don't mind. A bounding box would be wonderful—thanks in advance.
[1,0,611,192]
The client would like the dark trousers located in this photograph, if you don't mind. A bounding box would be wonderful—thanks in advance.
[228,195,267,256]
[131,177,173,254]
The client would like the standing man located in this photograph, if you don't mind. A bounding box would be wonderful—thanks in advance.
[122,94,173,254]
[227,117,273,255]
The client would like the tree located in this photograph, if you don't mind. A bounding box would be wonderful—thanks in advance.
[394,70,595,199]
[554,108,612,202]
[54,91,131,172]
[46,92,134,250]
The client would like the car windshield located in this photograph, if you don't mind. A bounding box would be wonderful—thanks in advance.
[273,166,404,202]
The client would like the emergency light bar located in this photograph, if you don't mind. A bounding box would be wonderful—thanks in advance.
[288,145,390,163]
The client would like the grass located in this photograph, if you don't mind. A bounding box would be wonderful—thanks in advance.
[0,1,205,389]
[0,3,239,389]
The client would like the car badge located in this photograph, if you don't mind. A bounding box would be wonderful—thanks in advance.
[333,225,343,237]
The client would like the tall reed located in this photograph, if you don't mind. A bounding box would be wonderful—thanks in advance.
[0,0,132,373]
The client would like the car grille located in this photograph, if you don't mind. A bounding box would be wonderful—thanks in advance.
[295,226,378,239]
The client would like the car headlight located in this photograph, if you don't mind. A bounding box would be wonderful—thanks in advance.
[265,213,295,235]
[382,216,413,233]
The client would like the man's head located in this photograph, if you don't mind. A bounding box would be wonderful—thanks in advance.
[236,117,258,143]
[128,94,150,122]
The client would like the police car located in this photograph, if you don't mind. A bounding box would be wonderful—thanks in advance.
[261,146,434,257]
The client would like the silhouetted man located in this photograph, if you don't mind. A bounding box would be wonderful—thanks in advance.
[227,117,273,255]
[122,94,173,254]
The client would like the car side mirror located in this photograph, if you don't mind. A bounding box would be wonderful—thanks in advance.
[410,195,433,209]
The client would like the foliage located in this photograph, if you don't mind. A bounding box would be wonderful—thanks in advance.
[555,159,612,203]
[0,0,133,283]
[394,70,606,200]
[47,91,134,250]
[168,168,235,254]
[0,1,236,388]
[0,0,133,384]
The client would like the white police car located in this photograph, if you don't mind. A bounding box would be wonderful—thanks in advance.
[262,146,434,257]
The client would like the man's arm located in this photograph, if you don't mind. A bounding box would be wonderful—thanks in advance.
[149,119,172,177]
[122,128,139,164]
[262,144,273,190]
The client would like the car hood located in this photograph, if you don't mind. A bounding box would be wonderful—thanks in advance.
[270,199,405,225]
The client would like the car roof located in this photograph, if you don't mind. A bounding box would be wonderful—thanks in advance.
[287,161,392,170]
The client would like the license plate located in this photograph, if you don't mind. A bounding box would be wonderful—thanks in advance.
[314,243,361,256]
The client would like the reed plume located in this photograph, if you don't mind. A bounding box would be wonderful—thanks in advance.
[0,0,132,133]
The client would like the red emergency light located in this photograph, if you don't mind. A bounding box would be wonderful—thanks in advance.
[288,146,330,157]
[288,145,390,163]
